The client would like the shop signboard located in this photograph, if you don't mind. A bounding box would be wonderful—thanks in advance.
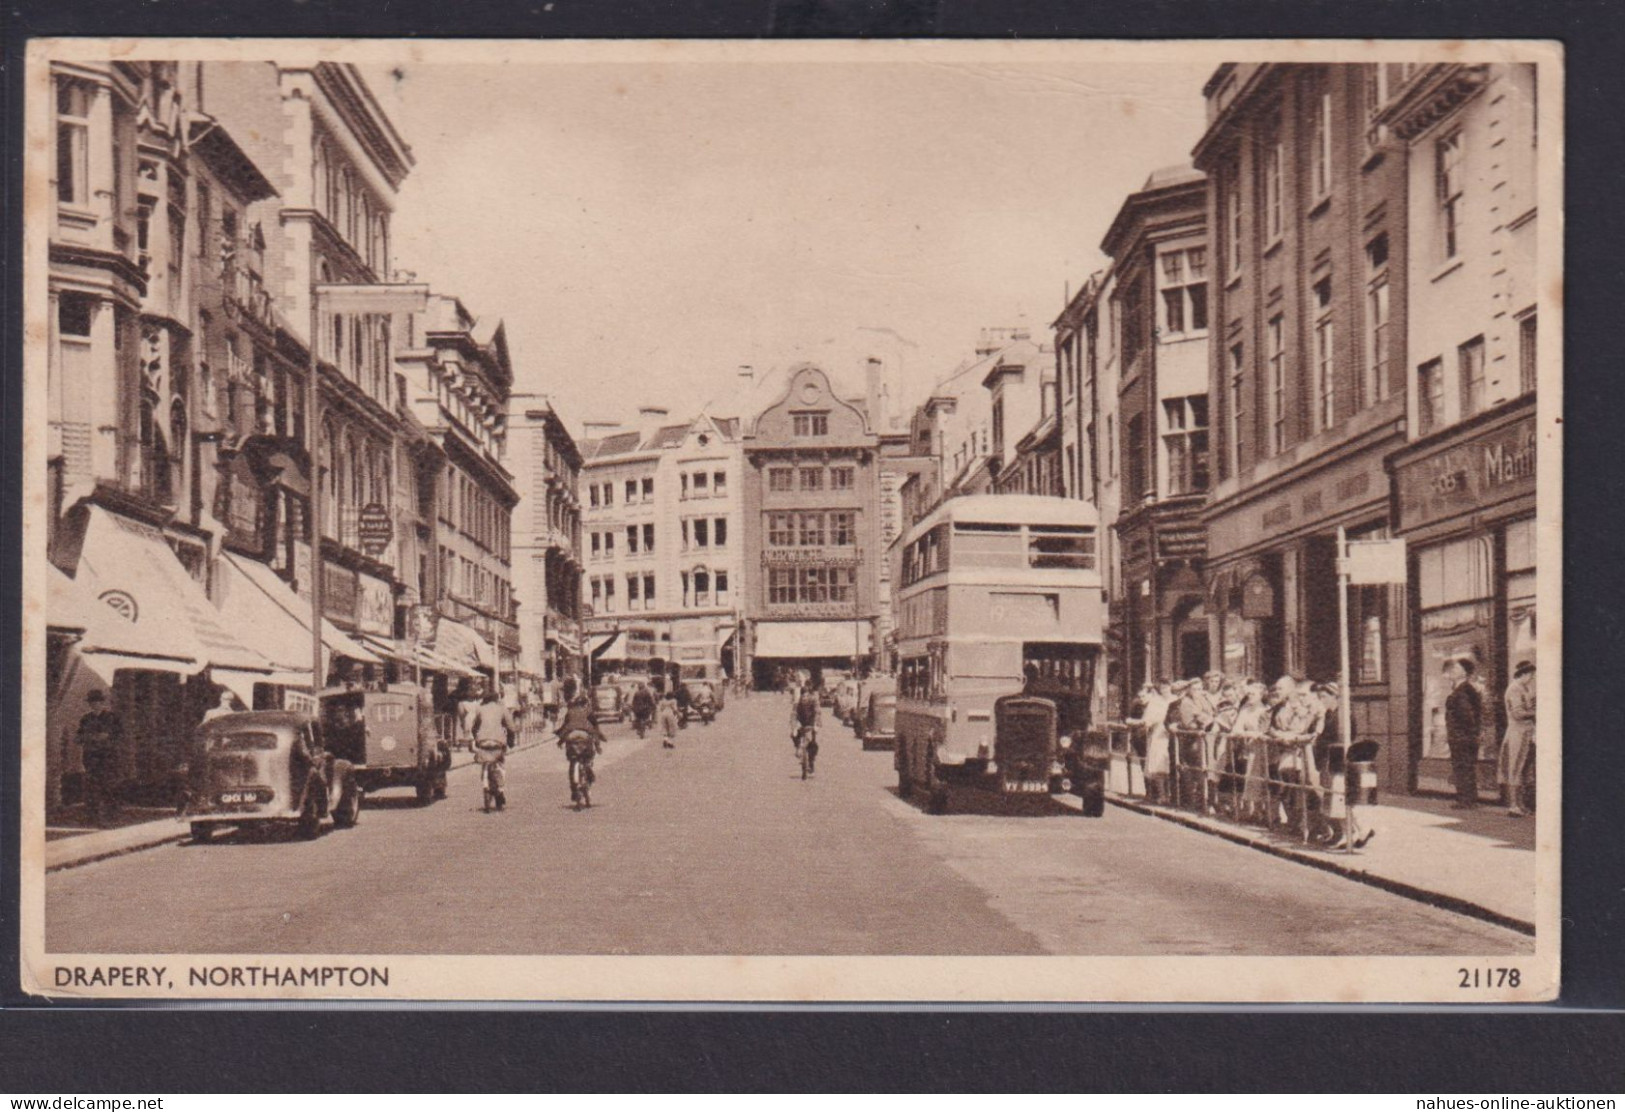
[357,572,394,637]
[1395,411,1536,534]
[323,563,358,625]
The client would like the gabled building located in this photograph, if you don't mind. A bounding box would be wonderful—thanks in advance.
[739,364,880,687]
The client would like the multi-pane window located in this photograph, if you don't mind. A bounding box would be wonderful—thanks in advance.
[693,471,709,496]
[768,467,794,492]
[716,571,729,605]
[1162,396,1211,496]
[694,570,711,606]
[792,412,829,437]
[714,518,728,547]
[1268,314,1287,454]
[1228,343,1245,478]
[590,577,602,607]
[768,512,795,547]
[829,466,854,490]
[693,518,709,548]
[643,574,656,608]
[627,574,640,604]
[1310,88,1333,201]
[603,575,616,612]
[643,523,655,552]
[1126,415,1146,499]
[768,568,797,604]
[1519,313,1537,396]
[1459,336,1486,420]
[625,479,637,503]
[828,511,855,547]
[1365,234,1391,407]
[1437,130,1465,261]
[642,476,654,500]
[1313,277,1335,431]
[56,79,92,205]
[603,531,614,557]
[1264,113,1284,241]
[800,466,824,491]
[1159,248,1208,335]
[1417,359,1444,435]
[1120,281,1144,368]
[1028,526,1097,570]
[626,524,639,554]
[799,512,826,547]
[827,566,856,604]
[712,471,726,496]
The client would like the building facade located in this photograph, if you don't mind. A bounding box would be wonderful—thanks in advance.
[508,394,584,688]
[1101,165,1213,689]
[44,61,428,809]
[740,364,880,687]
[1378,62,1540,797]
[579,410,744,682]
[395,294,520,685]
[1193,62,1412,791]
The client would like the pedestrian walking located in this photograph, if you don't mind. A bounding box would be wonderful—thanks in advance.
[1444,657,1485,810]
[657,685,681,748]
[1499,660,1536,816]
[72,690,123,826]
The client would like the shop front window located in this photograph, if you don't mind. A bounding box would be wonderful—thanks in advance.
[1417,535,1495,761]
[1506,518,1536,678]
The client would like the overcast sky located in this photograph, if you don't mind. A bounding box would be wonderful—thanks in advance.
[361,58,1212,436]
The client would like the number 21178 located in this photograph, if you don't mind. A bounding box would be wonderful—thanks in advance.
[1459,967,1521,988]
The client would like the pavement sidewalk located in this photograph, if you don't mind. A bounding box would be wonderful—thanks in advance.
[1108,791,1537,934]
[44,733,554,873]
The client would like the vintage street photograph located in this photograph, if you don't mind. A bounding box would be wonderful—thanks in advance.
[19,38,1561,1002]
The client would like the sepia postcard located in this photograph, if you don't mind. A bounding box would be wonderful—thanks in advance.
[18,36,1562,1003]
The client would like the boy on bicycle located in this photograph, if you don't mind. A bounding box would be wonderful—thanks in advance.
[556,693,605,805]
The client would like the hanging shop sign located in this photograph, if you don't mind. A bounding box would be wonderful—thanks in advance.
[356,502,394,557]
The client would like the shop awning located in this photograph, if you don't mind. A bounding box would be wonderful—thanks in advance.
[717,625,737,651]
[587,631,624,658]
[752,621,871,660]
[73,507,270,676]
[428,616,497,672]
[49,562,201,679]
[220,553,380,677]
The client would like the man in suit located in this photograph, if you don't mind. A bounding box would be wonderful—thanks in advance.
[1444,656,1485,809]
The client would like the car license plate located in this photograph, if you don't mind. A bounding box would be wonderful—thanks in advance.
[1004,779,1049,794]
[218,790,262,805]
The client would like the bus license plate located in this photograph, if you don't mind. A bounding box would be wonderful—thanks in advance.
[218,790,263,805]
[1004,779,1049,794]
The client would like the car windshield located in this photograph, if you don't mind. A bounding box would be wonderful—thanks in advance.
[209,730,280,751]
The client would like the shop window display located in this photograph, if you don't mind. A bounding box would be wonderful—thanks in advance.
[1417,535,1496,762]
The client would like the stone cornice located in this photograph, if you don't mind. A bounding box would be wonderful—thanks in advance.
[1378,64,1490,143]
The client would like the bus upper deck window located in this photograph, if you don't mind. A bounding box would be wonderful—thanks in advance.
[1028,526,1097,570]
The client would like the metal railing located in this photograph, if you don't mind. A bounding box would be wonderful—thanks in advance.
[1090,721,1377,852]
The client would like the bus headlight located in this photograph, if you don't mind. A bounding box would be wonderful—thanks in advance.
[1058,733,1074,751]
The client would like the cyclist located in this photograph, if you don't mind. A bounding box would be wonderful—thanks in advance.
[470,681,515,810]
[792,685,821,775]
[556,693,605,808]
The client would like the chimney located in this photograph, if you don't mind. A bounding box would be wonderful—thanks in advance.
[865,357,888,433]
[637,405,670,444]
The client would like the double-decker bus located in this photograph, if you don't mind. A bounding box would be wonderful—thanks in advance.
[892,494,1105,814]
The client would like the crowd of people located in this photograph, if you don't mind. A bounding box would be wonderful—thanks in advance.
[1119,656,1538,848]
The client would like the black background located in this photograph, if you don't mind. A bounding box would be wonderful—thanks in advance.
[3,0,1622,1093]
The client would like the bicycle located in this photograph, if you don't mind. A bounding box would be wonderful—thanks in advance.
[560,728,602,811]
[795,724,818,780]
[474,739,507,812]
